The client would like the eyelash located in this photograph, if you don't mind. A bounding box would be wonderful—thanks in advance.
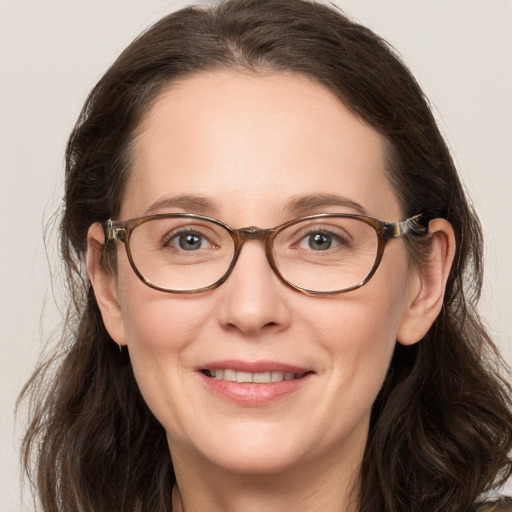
[162,227,217,250]
[294,227,351,250]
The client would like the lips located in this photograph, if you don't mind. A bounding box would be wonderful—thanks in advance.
[198,360,313,405]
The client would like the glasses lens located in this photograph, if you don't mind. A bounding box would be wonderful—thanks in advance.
[273,217,378,293]
[129,217,234,291]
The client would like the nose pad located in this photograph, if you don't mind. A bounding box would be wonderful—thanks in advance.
[216,241,291,335]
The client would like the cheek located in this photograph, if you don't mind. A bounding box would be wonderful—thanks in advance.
[314,265,410,399]
[116,253,209,350]
[319,301,397,389]
[118,293,218,440]
[120,293,212,371]
[115,266,213,404]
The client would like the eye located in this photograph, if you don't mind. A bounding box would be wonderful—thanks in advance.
[298,230,347,251]
[302,232,333,251]
[165,230,212,251]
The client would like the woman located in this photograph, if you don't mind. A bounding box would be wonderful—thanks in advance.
[20,0,512,510]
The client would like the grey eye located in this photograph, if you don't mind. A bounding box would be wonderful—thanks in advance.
[166,231,210,251]
[179,233,203,250]
[307,232,332,251]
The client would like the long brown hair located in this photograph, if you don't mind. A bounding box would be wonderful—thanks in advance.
[20,1,512,511]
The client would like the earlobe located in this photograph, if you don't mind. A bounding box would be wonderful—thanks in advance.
[87,223,127,346]
[397,218,456,346]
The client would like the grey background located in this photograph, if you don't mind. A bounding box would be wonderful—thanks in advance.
[1,1,511,509]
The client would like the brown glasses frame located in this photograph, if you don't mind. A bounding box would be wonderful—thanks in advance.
[105,213,428,296]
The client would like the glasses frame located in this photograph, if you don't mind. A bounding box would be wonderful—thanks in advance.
[104,212,428,296]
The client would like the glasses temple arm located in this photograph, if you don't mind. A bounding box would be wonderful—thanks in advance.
[392,214,429,237]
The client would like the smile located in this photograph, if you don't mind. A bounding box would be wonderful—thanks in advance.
[198,361,314,404]
[203,369,308,383]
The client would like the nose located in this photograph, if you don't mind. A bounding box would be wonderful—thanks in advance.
[216,241,292,336]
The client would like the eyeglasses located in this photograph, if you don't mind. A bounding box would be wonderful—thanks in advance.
[104,213,428,296]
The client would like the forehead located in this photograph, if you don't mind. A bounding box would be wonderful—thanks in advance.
[123,71,400,223]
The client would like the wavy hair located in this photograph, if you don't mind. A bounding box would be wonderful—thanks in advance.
[20,1,512,511]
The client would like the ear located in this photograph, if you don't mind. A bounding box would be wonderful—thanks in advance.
[87,223,127,346]
[397,218,456,346]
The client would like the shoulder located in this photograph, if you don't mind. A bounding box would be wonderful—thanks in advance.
[472,497,512,511]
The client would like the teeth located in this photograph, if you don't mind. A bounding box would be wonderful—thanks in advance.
[207,369,305,383]
[253,371,271,383]
[236,371,253,383]
[223,369,236,381]
[271,371,284,382]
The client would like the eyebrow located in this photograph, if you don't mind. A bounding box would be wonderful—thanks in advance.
[284,194,368,216]
[144,194,219,215]
[143,193,367,218]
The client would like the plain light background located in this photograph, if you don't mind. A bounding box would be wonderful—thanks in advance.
[1,1,511,510]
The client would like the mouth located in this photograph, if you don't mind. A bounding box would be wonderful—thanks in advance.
[197,361,314,404]
[201,369,310,383]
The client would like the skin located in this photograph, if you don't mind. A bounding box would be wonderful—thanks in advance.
[88,72,455,511]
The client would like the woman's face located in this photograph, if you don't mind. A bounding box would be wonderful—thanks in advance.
[99,72,423,477]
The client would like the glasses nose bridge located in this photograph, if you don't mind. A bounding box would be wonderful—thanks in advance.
[232,225,276,265]
[237,226,271,241]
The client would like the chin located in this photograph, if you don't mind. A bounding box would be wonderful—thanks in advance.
[206,445,306,476]
[170,422,314,476]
